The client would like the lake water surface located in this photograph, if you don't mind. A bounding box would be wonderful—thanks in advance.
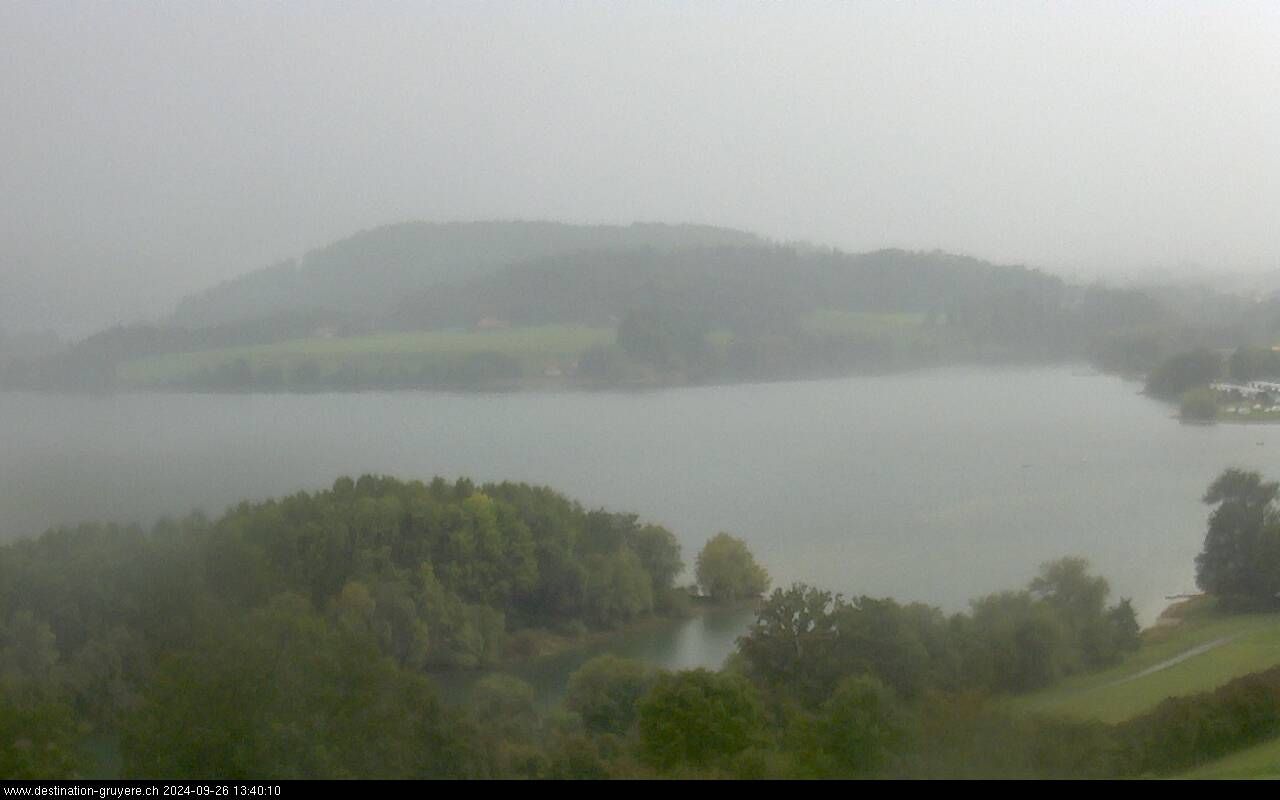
[4,366,1278,684]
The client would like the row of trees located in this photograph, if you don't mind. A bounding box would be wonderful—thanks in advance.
[737,558,1140,706]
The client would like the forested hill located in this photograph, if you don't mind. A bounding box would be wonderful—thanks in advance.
[170,221,764,327]
[388,245,1074,331]
[13,219,1272,393]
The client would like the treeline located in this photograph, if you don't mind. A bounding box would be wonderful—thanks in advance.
[373,245,1191,376]
[1089,285,1280,380]
[738,558,1140,707]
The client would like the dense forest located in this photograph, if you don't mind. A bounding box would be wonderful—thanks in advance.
[170,221,765,327]
[9,220,1277,393]
[9,469,1279,779]
[0,475,763,777]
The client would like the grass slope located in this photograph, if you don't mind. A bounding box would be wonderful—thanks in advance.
[1180,735,1280,779]
[1011,602,1280,724]
[116,325,612,387]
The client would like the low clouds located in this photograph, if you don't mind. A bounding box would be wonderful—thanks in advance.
[3,2,1279,334]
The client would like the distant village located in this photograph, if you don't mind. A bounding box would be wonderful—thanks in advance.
[1210,380,1280,415]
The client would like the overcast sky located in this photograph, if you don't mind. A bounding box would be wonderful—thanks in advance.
[4,2,1280,335]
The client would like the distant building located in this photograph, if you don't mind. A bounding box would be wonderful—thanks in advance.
[1213,381,1275,399]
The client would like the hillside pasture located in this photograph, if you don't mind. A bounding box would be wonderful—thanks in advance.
[1011,606,1280,724]
[116,325,613,388]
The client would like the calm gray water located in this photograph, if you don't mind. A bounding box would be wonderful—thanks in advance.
[3,366,1277,671]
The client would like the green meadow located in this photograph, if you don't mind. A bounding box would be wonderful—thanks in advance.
[1004,599,1280,778]
[1181,734,1280,779]
[1012,605,1280,725]
[115,325,613,388]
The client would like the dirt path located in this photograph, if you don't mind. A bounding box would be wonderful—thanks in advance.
[1101,634,1241,689]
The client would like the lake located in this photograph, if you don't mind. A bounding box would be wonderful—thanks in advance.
[3,366,1277,688]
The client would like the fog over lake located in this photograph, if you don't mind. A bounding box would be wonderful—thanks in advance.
[3,366,1272,624]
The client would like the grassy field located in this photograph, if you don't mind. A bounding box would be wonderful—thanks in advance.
[116,313,940,389]
[1180,735,1280,779]
[116,325,614,387]
[1011,603,1280,724]
[1004,600,1280,777]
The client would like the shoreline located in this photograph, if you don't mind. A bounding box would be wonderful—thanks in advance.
[431,597,761,677]
[2,357,1101,398]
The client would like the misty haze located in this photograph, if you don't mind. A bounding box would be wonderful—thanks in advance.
[6,1,1280,784]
